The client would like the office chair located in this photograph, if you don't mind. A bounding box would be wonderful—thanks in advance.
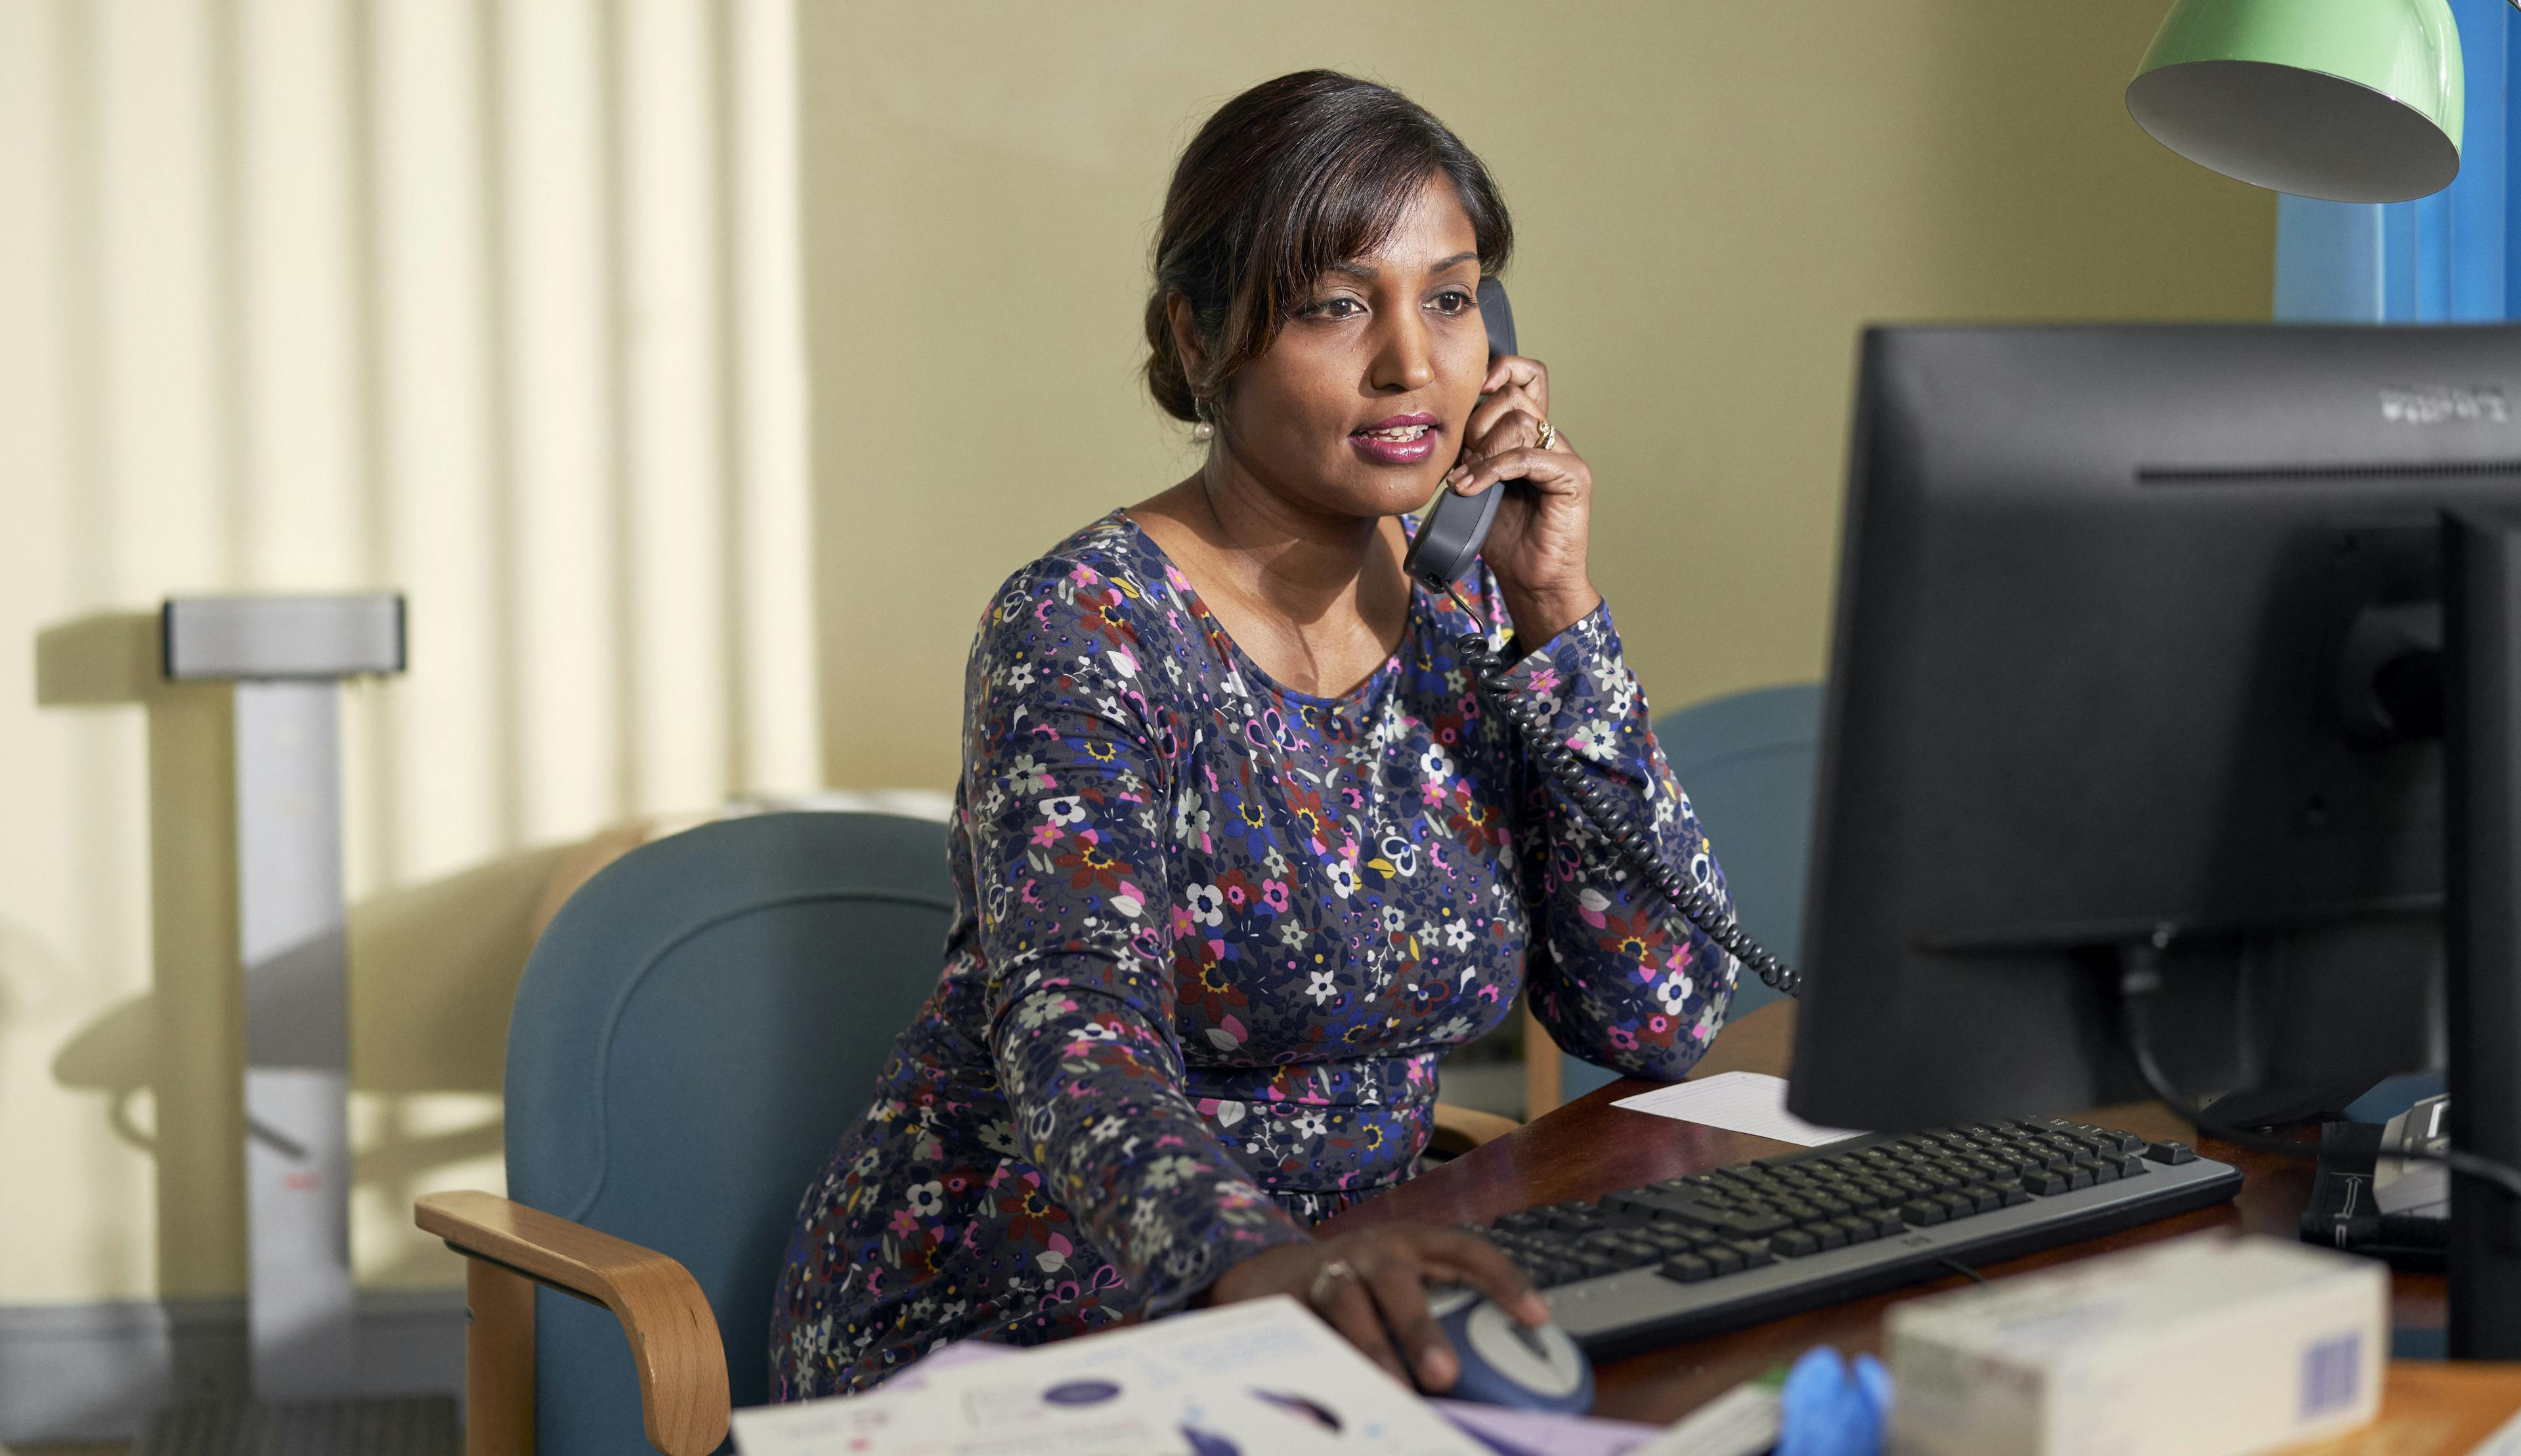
[1543,682,1825,1110]
[416,810,1517,1455]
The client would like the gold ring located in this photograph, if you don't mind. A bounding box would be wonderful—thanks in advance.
[1534,419,1559,451]
[1308,1258,1356,1306]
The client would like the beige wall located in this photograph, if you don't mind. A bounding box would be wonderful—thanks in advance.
[801,1,2275,792]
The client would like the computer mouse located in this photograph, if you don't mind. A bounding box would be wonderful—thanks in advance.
[1425,1286,1594,1413]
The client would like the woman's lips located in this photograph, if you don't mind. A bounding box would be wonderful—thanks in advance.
[1349,418,1439,465]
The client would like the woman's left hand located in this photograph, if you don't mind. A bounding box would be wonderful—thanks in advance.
[1448,353,1603,646]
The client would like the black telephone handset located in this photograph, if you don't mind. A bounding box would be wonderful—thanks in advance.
[1400,278,1518,590]
[1406,278,1799,998]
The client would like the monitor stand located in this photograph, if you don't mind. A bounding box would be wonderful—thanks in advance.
[2119,512,2521,1360]
[2440,510,2521,1359]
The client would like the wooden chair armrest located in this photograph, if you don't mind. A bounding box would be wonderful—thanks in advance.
[417,1189,730,1456]
[1429,1101,1521,1157]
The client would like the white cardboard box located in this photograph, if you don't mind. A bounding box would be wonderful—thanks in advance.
[1886,1233,2386,1456]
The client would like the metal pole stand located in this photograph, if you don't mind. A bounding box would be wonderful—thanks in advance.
[134,595,455,1455]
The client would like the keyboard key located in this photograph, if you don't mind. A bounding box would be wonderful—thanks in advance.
[1716,1206,1790,1236]
[1639,1198,1726,1230]
[1771,1229,1819,1257]
[2063,1165,2094,1191]
[2082,1157,2119,1184]
[1901,1199,1946,1226]
[1704,1244,1744,1275]
[2145,1140,2197,1165]
[1728,1239,1776,1270]
[1871,1209,1907,1237]
[2112,1152,2149,1178]
[2025,1170,2068,1195]
[1958,1185,2001,1215]
[1933,1191,1976,1219]
[1998,1183,2032,1207]
[1661,1253,1713,1284]
[1835,1215,1877,1245]
[1808,1221,1846,1251]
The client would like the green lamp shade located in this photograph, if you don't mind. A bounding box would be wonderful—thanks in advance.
[2127,0,2463,203]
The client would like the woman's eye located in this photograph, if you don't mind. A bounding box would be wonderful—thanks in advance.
[1312,297,1364,319]
[1430,289,1475,315]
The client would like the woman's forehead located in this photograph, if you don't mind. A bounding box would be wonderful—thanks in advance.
[1341,177,1480,278]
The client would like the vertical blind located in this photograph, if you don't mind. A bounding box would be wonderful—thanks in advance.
[0,0,819,1303]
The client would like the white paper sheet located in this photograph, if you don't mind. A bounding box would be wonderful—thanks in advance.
[733,1296,1486,1456]
[1610,1071,1863,1147]
[878,1332,1663,1456]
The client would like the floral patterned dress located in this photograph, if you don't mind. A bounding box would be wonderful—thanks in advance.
[770,511,1740,1397]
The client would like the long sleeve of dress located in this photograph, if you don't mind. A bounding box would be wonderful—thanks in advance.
[966,562,1309,1312]
[1485,597,1742,1079]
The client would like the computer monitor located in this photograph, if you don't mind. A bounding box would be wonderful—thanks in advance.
[1782,324,2521,1355]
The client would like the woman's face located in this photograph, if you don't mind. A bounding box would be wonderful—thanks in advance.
[1214,177,1488,522]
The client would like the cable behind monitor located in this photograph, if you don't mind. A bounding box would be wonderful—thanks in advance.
[2117,929,2521,1201]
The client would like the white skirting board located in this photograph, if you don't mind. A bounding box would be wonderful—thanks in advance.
[0,1289,463,1444]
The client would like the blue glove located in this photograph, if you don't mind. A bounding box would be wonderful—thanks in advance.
[1775,1345,1894,1456]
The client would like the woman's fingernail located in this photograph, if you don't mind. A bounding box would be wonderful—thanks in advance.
[1422,1347,1457,1387]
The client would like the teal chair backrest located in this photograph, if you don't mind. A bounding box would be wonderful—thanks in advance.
[503,812,956,1455]
[1561,683,1824,1101]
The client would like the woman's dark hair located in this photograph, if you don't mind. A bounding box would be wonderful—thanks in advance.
[1144,70,1513,423]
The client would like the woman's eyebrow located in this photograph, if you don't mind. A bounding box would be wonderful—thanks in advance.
[1326,249,1481,283]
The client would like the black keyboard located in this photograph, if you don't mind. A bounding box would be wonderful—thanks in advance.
[1478,1117,2243,1359]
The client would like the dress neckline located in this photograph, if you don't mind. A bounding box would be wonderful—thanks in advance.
[1110,508,1414,712]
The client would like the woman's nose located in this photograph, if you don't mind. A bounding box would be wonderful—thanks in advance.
[1369,318,1436,393]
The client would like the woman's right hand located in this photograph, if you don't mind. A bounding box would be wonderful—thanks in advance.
[1196,1223,1551,1392]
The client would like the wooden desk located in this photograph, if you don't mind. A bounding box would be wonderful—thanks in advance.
[1322,1001,2451,1426]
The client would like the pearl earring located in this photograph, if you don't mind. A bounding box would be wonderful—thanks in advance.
[1192,420,1215,442]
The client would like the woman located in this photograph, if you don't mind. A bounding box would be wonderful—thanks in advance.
[772,69,1742,1398]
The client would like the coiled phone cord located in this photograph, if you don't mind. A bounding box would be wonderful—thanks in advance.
[1443,583,1801,998]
